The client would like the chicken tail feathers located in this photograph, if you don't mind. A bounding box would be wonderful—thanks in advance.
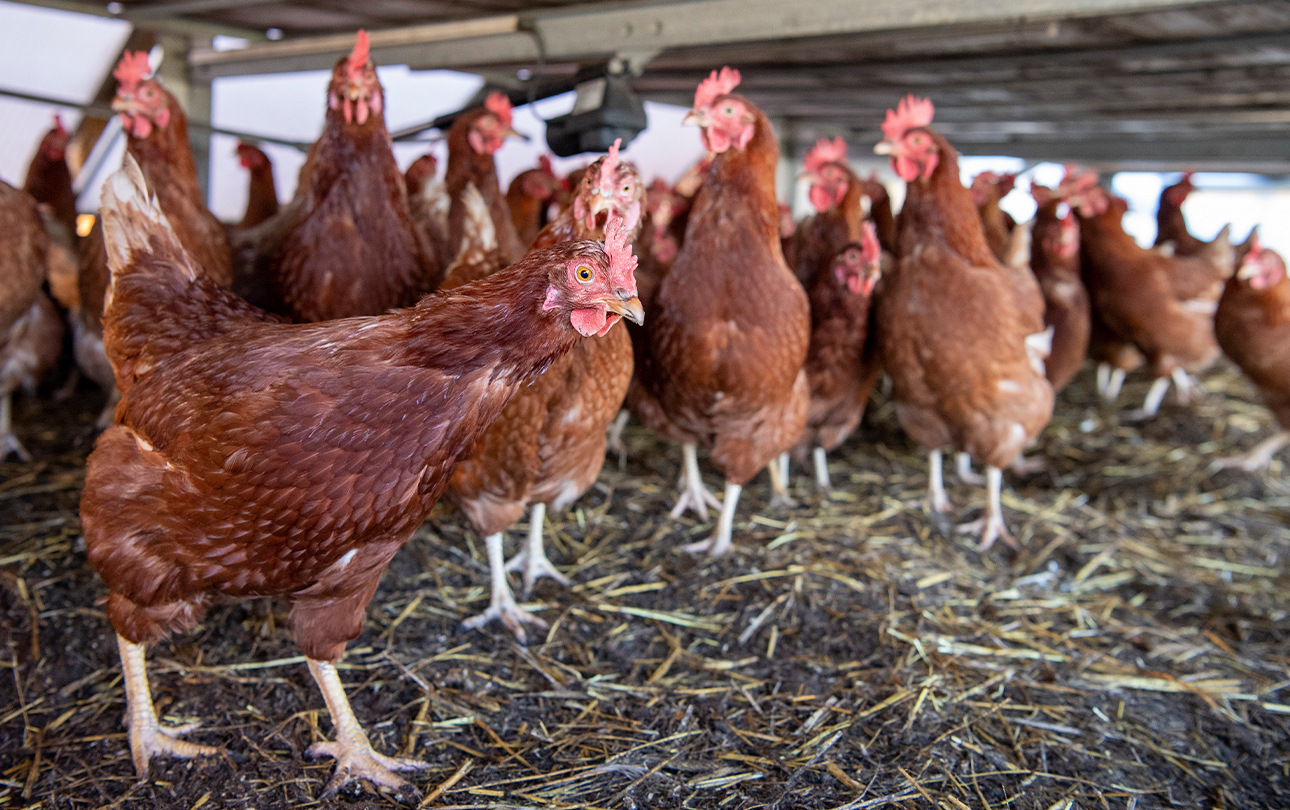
[100,154,198,310]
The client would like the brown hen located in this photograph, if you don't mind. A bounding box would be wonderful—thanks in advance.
[445,92,526,266]
[80,155,642,800]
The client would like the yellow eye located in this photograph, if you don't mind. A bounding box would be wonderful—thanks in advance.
[576,265,594,283]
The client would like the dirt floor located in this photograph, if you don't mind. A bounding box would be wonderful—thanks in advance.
[2,360,1289,810]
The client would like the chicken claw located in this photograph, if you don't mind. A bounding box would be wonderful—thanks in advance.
[306,659,429,802]
[504,503,572,599]
[927,449,952,513]
[1210,430,1290,474]
[955,466,1019,552]
[670,442,723,520]
[462,532,547,643]
[116,635,220,779]
[680,481,742,557]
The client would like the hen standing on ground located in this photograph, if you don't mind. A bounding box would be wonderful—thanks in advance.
[0,182,65,460]
[80,156,643,800]
[1213,236,1290,470]
[1028,184,1090,394]
[445,92,526,266]
[236,32,441,322]
[873,96,1053,551]
[790,225,883,491]
[449,151,643,638]
[634,67,810,556]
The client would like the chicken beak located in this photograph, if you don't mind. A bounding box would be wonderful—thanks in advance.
[111,96,136,114]
[873,140,895,156]
[1237,258,1261,281]
[505,125,529,142]
[682,109,704,127]
[605,294,644,325]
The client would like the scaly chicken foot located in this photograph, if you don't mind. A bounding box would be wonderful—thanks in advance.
[116,634,220,779]
[681,481,742,557]
[955,466,1018,552]
[767,452,797,508]
[503,503,572,598]
[955,452,985,486]
[1210,430,1290,473]
[812,446,832,491]
[462,532,547,643]
[306,658,430,802]
[927,449,952,513]
[670,442,723,520]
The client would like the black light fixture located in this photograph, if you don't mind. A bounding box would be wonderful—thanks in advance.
[544,64,648,157]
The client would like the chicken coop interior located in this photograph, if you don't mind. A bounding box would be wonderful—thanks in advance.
[2,0,1290,808]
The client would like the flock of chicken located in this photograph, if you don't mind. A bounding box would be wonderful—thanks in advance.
[1,29,1286,802]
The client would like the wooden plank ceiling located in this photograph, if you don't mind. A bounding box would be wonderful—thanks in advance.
[26,0,1290,171]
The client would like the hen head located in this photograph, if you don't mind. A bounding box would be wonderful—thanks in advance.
[803,137,850,212]
[1236,234,1286,291]
[571,138,644,236]
[236,141,269,170]
[39,115,70,161]
[833,221,882,297]
[542,213,643,336]
[522,156,562,200]
[111,52,172,140]
[970,171,1017,206]
[874,95,938,183]
[1058,166,1109,218]
[1162,171,1195,207]
[405,153,437,185]
[468,92,520,155]
[327,30,384,126]
[684,67,754,154]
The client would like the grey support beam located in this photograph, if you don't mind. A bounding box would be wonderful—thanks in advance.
[187,0,1237,79]
[11,0,267,40]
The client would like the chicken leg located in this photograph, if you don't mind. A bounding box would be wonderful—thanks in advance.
[504,502,572,598]
[670,442,723,520]
[812,446,831,491]
[767,452,797,508]
[681,481,742,557]
[927,449,951,513]
[955,452,985,486]
[0,394,31,462]
[306,658,430,801]
[461,532,546,643]
[1210,430,1290,473]
[606,409,630,468]
[956,466,1018,551]
[1126,376,1171,420]
[116,634,219,778]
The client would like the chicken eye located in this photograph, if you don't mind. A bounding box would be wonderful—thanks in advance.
[723,104,736,116]
[575,265,594,283]
[621,183,632,194]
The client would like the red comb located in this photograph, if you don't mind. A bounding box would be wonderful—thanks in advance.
[347,30,370,75]
[861,220,880,266]
[604,211,639,294]
[598,138,622,190]
[113,51,152,93]
[53,114,67,136]
[881,95,934,142]
[693,66,741,111]
[485,91,512,127]
[538,154,553,175]
[1248,233,1262,257]
[804,137,847,174]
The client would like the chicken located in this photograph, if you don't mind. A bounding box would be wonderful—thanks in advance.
[74,51,236,429]
[791,137,867,288]
[858,172,898,256]
[0,181,66,460]
[23,114,79,243]
[1070,170,1233,417]
[405,153,451,271]
[1028,184,1090,393]
[1155,172,1208,256]
[970,171,1018,264]
[873,96,1053,550]
[233,141,278,231]
[632,67,810,556]
[507,154,562,249]
[449,158,643,637]
[238,32,441,323]
[439,183,504,290]
[80,155,642,799]
[445,92,525,266]
[1212,236,1290,470]
[790,224,883,491]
